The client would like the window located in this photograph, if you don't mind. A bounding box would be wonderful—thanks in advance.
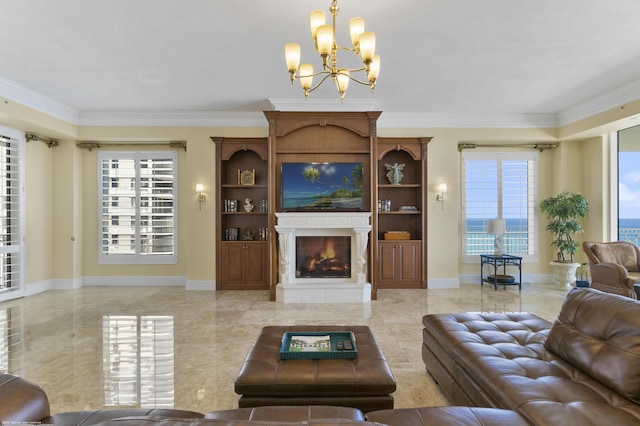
[616,126,640,245]
[0,127,23,301]
[462,151,537,262]
[98,151,177,264]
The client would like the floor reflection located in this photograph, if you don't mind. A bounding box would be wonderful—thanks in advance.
[0,282,570,414]
[103,315,174,408]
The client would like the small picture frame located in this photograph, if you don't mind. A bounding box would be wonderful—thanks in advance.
[238,169,255,185]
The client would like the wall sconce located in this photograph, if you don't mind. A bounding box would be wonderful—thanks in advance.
[436,183,447,210]
[487,219,506,256]
[196,183,206,210]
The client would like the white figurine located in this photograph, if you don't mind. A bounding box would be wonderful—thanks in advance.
[385,163,405,185]
[244,198,254,212]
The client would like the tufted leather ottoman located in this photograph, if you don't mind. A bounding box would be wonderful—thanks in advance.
[234,326,396,413]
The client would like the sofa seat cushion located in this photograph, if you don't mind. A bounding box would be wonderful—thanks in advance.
[94,417,384,426]
[592,242,640,272]
[205,406,365,422]
[545,288,640,403]
[46,409,205,425]
[366,407,529,426]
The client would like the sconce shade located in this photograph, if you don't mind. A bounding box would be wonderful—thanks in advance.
[195,183,204,192]
[438,183,447,194]
[487,219,506,235]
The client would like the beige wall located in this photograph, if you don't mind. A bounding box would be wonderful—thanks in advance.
[4,100,637,290]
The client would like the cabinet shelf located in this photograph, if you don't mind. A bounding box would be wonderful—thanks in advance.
[378,211,421,215]
[222,184,268,189]
[378,184,421,188]
[222,212,268,215]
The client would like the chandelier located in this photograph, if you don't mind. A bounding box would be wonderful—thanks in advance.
[284,0,380,102]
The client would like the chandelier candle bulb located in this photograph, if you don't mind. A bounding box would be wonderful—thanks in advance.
[349,17,365,49]
[359,32,376,62]
[285,43,301,79]
[310,10,326,43]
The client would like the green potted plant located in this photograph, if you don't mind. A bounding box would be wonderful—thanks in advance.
[539,190,590,286]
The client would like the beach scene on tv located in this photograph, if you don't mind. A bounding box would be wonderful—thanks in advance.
[281,162,364,210]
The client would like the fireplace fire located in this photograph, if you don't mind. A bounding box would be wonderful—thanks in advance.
[296,236,351,278]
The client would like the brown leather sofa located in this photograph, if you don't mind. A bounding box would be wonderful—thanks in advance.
[583,240,640,298]
[0,372,528,426]
[422,287,640,425]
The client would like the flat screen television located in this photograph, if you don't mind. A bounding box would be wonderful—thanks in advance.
[281,162,364,211]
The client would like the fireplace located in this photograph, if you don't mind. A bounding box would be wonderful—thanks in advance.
[296,236,351,278]
[275,212,371,303]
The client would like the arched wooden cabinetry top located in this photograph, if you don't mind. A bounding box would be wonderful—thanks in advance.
[377,137,432,161]
[264,111,381,138]
[211,137,268,161]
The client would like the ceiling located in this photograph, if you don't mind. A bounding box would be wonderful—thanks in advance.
[2,0,640,128]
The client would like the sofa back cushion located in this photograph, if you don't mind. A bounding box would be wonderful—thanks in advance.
[592,242,640,272]
[544,288,640,403]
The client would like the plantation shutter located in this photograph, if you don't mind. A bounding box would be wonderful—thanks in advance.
[462,151,537,262]
[0,133,22,296]
[99,151,177,264]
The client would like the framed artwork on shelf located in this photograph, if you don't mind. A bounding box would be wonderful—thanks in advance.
[238,169,255,185]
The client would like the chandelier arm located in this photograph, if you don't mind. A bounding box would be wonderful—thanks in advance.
[306,72,336,93]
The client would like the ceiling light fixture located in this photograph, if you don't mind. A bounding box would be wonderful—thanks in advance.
[284,0,380,102]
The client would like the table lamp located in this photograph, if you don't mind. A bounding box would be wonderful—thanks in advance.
[487,219,506,256]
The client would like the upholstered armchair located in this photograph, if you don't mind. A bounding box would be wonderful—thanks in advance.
[583,241,640,299]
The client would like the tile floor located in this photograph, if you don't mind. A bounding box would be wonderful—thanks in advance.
[0,281,570,415]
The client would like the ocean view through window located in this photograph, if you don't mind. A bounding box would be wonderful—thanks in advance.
[618,126,640,245]
[462,151,537,262]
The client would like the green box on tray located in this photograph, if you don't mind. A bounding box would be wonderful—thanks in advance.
[279,331,358,360]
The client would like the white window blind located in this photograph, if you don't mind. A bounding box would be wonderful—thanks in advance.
[98,151,177,264]
[462,151,537,262]
[0,132,23,296]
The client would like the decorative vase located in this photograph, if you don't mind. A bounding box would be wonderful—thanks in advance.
[550,261,581,287]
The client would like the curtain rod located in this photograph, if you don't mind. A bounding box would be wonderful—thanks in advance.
[76,141,187,151]
[457,142,558,152]
[25,133,59,148]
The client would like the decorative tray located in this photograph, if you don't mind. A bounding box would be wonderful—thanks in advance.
[279,331,358,360]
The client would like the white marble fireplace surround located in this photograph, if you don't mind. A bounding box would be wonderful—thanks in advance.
[275,212,372,303]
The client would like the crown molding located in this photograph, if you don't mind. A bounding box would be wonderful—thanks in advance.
[377,112,558,129]
[78,110,268,127]
[3,74,640,130]
[268,98,378,112]
[0,76,79,124]
[557,78,640,127]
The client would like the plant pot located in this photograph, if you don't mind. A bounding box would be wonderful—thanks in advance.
[550,261,581,287]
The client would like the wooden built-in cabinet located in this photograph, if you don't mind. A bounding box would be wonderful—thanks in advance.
[213,115,430,297]
[374,138,430,289]
[212,137,270,290]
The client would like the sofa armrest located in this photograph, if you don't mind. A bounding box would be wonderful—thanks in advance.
[0,374,50,422]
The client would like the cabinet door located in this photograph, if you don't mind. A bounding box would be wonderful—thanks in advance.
[398,242,421,282]
[244,243,267,285]
[221,243,245,287]
[378,242,399,281]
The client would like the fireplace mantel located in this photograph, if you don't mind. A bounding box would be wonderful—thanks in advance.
[275,212,372,303]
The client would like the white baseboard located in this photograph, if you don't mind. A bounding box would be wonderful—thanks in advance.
[428,278,460,289]
[82,276,187,287]
[186,280,216,291]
